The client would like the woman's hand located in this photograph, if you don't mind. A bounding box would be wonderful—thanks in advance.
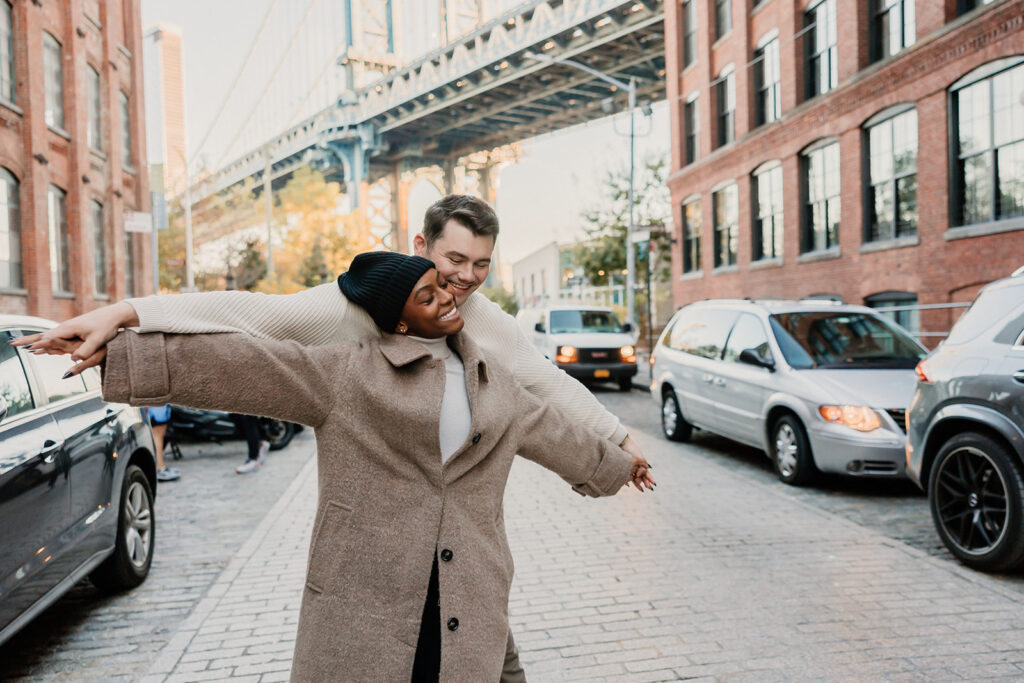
[627,455,655,492]
[9,302,135,376]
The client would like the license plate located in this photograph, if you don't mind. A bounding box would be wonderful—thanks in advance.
[593,369,610,378]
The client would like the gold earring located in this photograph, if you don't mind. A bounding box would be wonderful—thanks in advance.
[397,323,408,334]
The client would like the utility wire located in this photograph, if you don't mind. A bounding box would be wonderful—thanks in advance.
[215,0,321,169]
[192,0,281,166]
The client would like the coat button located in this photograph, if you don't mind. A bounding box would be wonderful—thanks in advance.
[447,617,459,631]
[440,548,453,562]
[472,433,481,444]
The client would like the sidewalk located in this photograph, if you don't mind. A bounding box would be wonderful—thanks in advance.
[140,430,1024,682]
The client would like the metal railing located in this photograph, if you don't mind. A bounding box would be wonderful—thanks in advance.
[872,302,972,339]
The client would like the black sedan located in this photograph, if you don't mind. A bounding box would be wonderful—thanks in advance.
[0,315,157,646]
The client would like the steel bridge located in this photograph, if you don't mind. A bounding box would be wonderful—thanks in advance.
[197,0,665,253]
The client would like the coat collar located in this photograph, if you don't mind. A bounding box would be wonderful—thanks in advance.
[378,332,489,383]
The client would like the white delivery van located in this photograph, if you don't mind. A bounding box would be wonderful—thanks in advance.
[516,305,638,391]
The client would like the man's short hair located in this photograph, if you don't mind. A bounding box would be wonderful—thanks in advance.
[422,194,499,246]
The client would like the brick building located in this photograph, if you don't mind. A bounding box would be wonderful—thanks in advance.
[0,0,150,321]
[664,0,1024,341]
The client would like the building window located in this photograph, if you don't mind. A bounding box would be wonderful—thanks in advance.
[125,233,136,297]
[867,107,918,242]
[754,36,780,127]
[682,0,696,68]
[803,141,840,252]
[92,200,106,294]
[681,197,701,273]
[872,0,915,62]
[952,59,1024,226]
[120,91,132,167]
[715,67,735,149]
[714,0,731,41]
[43,32,64,130]
[753,163,783,261]
[47,185,69,293]
[87,66,102,151]
[0,1,13,104]
[805,0,837,99]
[0,167,19,289]
[684,95,699,165]
[958,0,994,16]
[866,291,919,334]
[712,183,738,268]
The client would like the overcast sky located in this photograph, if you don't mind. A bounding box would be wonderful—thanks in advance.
[139,0,670,267]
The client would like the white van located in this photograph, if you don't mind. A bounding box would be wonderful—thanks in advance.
[517,305,638,391]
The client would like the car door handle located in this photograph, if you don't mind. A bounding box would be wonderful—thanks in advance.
[701,373,713,383]
[39,439,63,464]
[1014,371,1024,384]
[713,378,726,387]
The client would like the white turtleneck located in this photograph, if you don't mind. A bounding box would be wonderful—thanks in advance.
[408,335,472,465]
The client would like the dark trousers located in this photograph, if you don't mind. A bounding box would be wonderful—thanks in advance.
[411,554,441,682]
[229,413,262,460]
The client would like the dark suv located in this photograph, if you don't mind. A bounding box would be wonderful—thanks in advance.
[1,316,157,646]
[906,275,1024,572]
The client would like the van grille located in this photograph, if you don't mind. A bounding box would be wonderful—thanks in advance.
[579,348,621,364]
[886,409,907,433]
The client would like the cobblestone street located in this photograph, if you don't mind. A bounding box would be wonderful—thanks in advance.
[2,389,1023,681]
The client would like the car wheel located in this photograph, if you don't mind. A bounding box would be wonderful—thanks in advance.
[928,432,1024,572]
[661,391,693,442]
[91,464,154,592]
[771,415,815,486]
[618,377,632,392]
[263,420,296,451]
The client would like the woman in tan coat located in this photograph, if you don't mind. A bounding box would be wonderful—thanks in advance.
[98,251,653,682]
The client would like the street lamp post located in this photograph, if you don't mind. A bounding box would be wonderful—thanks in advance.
[525,52,638,328]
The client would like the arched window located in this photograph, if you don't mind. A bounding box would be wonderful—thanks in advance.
[680,194,701,274]
[711,181,738,268]
[752,161,783,261]
[92,200,106,294]
[715,65,735,148]
[47,184,69,292]
[950,56,1024,227]
[0,167,19,289]
[801,139,840,253]
[864,105,917,242]
[43,32,64,130]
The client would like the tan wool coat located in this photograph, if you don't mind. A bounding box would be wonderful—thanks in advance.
[102,330,633,682]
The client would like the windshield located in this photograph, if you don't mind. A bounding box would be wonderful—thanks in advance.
[769,311,926,369]
[549,310,623,334]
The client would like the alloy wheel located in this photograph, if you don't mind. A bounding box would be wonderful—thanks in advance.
[124,481,153,569]
[662,396,678,436]
[775,424,799,478]
[934,446,1008,555]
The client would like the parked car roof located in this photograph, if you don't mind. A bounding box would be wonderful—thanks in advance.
[681,298,875,315]
[0,314,59,329]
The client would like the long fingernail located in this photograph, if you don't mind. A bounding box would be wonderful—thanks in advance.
[23,343,33,349]
[62,370,73,379]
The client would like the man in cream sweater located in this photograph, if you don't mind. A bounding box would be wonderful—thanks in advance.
[16,193,651,682]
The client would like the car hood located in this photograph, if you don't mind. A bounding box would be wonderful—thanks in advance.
[792,368,919,409]
[548,332,636,348]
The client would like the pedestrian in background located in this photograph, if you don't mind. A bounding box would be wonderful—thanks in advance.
[94,251,653,681]
[231,413,270,474]
[148,404,180,482]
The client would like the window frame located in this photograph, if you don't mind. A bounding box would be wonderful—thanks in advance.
[119,90,132,168]
[680,195,702,274]
[864,105,918,243]
[43,31,64,131]
[752,161,783,261]
[801,139,841,254]
[681,0,697,69]
[0,166,20,290]
[712,182,739,268]
[753,33,781,127]
[715,66,735,149]
[0,1,14,105]
[804,0,837,100]
[47,184,70,294]
[684,92,699,165]
[871,0,915,63]
[714,0,731,41]
[865,290,920,335]
[91,199,106,295]
[87,64,102,152]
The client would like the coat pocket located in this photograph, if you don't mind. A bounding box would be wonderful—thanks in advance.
[305,500,354,593]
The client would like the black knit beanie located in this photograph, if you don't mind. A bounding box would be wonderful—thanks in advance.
[337,251,436,333]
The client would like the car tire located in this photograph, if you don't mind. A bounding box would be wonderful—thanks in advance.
[91,464,155,592]
[928,432,1024,572]
[264,420,296,451]
[771,415,815,486]
[618,377,632,392]
[661,391,693,442]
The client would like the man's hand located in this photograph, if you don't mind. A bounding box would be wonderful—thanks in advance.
[9,302,136,376]
[621,435,655,492]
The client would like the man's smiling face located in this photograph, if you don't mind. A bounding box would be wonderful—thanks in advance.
[414,219,495,307]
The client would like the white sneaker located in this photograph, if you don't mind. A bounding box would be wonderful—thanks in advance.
[235,458,262,474]
[257,440,270,462]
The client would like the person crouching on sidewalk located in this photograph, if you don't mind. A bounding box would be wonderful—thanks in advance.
[96,251,655,682]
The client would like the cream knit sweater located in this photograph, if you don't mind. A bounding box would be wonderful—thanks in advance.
[127,283,628,445]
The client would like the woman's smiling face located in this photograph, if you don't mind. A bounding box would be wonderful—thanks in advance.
[398,268,464,338]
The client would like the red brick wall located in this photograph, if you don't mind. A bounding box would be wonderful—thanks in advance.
[664,0,1024,344]
[0,0,150,320]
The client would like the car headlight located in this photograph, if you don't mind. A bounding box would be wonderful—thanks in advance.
[818,405,882,432]
[620,345,636,362]
[556,346,578,363]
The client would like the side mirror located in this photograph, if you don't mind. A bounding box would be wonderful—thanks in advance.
[621,322,633,333]
[0,395,8,424]
[534,322,545,333]
[739,348,775,371]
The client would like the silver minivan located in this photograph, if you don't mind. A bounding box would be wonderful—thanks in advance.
[651,299,927,485]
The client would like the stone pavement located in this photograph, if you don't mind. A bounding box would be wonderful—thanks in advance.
[131,428,1023,681]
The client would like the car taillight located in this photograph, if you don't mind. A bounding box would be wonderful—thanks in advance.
[914,360,932,383]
